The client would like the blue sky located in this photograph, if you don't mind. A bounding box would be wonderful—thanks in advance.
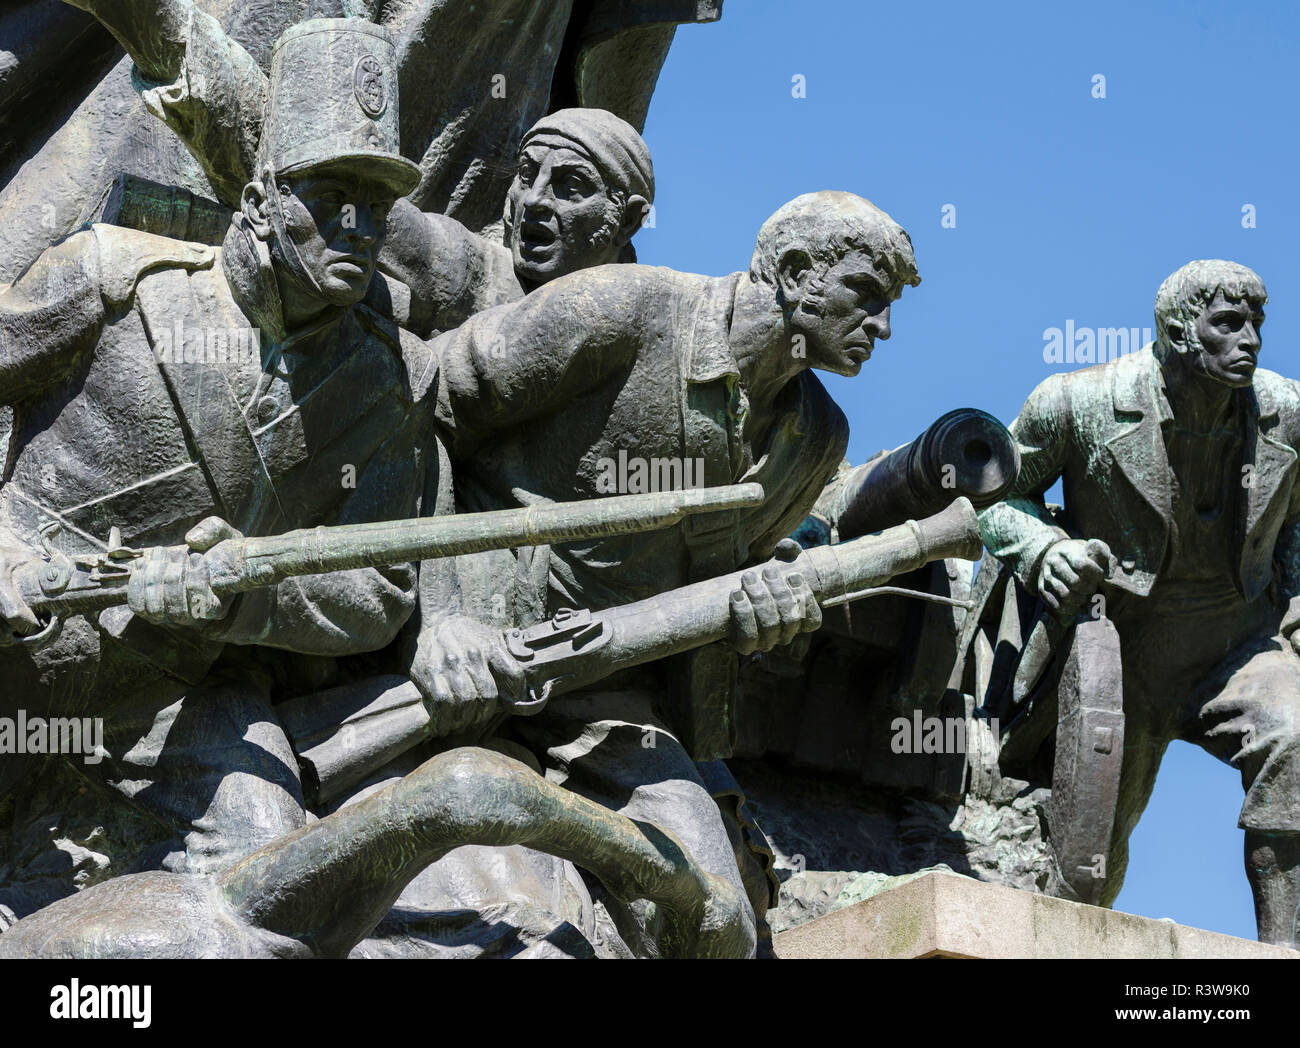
[637,0,1299,941]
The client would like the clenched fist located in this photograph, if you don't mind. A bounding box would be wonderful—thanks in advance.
[1037,538,1113,614]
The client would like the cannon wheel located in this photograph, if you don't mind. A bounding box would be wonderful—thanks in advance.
[958,557,1125,906]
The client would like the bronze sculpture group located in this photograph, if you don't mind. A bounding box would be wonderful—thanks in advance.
[0,2,1295,958]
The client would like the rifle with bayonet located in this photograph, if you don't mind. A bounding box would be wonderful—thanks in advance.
[281,497,985,804]
[4,483,766,648]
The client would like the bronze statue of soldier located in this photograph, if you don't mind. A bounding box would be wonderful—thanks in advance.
[2,0,716,286]
[50,0,660,336]
[979,260,1300,948]
[409,190,922,955]
[0,17,772,959]
[0,18,432,883]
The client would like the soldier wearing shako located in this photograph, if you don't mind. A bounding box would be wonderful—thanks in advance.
[52,0,662,336]
[0,20,431,886]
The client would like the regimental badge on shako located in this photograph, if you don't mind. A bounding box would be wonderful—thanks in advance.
[353,55,387,118]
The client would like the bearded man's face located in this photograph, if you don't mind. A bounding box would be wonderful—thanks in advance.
[504,144,625,288]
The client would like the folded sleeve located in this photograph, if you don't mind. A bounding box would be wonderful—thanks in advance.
[431,270,641,456]
[0,231,108,405]
[379,202,524,339]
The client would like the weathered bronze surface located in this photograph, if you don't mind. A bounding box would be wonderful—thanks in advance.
[971,260,1300,948]
[2,2,1294,961]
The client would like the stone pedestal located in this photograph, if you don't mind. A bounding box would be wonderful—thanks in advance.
[772,870,1299,959]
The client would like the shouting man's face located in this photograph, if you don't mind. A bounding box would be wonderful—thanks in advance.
[505,145,627,289]
[1191,289,1265,388]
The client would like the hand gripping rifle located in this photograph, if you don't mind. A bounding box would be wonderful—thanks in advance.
[5,483,767,648]
[505,496,983,697]
[282,497,984,804]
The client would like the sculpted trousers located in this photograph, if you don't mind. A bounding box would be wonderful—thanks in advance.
[511,685,761,958]
[1103,590,1300,923]
[95,664,308,876]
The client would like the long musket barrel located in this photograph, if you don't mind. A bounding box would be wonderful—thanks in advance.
[205,484,765,595]
[15,484,766,621]
[508,496,984,697]
[285,497,984,803]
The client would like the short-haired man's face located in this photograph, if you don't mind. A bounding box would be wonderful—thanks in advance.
[1190,289,1264,388]
[787,249,896,377]
[272,170,396,307]
[506,144,623,287]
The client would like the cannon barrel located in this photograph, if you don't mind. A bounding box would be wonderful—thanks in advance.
[835,408,1019,541]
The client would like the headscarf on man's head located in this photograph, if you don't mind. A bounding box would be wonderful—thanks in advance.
[519,108,654,205]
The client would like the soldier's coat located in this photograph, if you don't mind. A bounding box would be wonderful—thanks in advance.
[979,344,1300,850]
[0,221,436,805]
[980,343,1300,630]
[428,263,850,759]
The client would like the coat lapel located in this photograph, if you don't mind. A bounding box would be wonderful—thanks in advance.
[136,266,280,532]
[680,275,745,578]
[1240,383,1298,598]
[1102,348,1171,556]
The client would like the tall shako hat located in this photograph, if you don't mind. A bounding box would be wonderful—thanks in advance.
[258,17,420,196]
